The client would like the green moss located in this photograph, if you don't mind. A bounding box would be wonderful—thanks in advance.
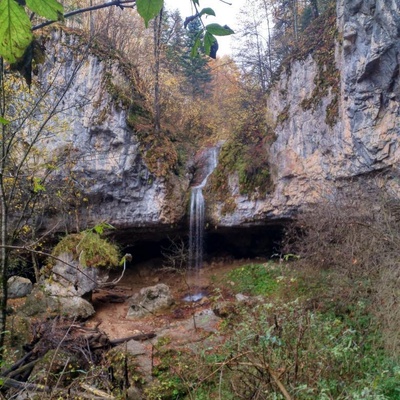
[50,230,120,268]
[209,118,274,208]
[225,263,280,296]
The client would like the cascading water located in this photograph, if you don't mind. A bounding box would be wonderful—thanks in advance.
[188,147,218,269]
[185,147,218,302]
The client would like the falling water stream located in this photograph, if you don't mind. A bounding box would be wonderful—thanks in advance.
[184,147,218,301]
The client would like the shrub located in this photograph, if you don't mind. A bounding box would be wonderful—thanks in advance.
[171,300,399,399]
[283,185,400,357]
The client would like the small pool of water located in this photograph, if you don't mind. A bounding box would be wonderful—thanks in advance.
[183,292,207,302]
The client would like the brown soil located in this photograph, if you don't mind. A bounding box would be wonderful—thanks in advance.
[86,258,261,340]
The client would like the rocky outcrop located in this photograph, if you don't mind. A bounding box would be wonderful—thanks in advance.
[34,29,188,234]
[211,0,400,226]
[21,253,111,319]
[32,1,400,233]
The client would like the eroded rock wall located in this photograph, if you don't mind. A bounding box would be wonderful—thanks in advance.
[212,0,400,226]
[35,29,188,232]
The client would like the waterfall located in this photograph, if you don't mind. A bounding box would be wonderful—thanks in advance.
[188,147,218,270]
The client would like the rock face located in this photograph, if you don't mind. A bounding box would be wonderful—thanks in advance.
[211,0,400,226]
[32,1,400,234]
[35,29,188,234]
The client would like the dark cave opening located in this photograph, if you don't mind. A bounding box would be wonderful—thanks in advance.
[119,222,287,267]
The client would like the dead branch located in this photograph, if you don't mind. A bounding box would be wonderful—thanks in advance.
[80,383,116,399]
[109,332,156,345]
[0,377,50,392]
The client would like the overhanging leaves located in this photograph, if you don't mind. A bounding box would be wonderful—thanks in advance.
[0,0,32,63]
[190,32,202,58]
[136,0,163,28]
[26,0,63,21]
[203,31,216,57]
[206,23,234,36]
[199,7,215,17]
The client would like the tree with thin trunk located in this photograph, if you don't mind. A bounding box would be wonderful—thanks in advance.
[0,50,87,356]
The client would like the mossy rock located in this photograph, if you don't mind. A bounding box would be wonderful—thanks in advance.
[50,230,120,269]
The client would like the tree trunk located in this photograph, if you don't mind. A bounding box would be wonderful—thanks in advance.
[153,7,163,133]
[0,59,8,358]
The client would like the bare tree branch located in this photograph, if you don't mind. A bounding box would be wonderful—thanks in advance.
[32,0,137,32]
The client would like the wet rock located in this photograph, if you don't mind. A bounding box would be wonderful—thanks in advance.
[127,284,174,319]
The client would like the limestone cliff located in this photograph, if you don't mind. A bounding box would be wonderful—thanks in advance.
[33,29,189,233]
[211,0,400,226]
[30,0,400,234]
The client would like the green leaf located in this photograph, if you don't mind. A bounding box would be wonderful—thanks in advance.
[0,0,32,63]
[190,33,202,58]
[199,7,215,17]
[205,23,234,36]
[136,0,163,28]
[26,0,63,21]
[0,116,9,125]
[92,222,115,235]
[203,31,215,58]
[32,177,46,193]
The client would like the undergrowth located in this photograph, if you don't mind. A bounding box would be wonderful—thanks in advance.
[148,259,399,400]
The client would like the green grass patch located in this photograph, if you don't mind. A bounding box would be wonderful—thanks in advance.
[225,263,280,296]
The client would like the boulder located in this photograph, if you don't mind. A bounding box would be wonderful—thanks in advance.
[51,253,105,296]
[22,286,95,319]
[127,284,174,319]
[19,252,112,319]
[7,276,33,299]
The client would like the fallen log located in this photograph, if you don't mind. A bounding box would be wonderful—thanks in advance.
[0,377,50,392]
[109,332,156,346]
[80,383,116,399]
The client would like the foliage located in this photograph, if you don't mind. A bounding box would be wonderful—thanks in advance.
[209,100,274,206]
[290,3,340,124]
[0,0,63,63]
[145,338,187,399]
[137,127,179,177]
[180,19,213,99]
[151,263,400,400]
[50,228,120,268]
[283,184,400,357]
[0,0,234,65]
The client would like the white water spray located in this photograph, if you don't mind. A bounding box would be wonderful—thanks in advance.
[188,147,218,270]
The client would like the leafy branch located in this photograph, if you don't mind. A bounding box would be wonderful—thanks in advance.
[0,0,234,65]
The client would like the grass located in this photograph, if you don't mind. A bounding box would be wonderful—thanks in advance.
[224,262,280,296]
